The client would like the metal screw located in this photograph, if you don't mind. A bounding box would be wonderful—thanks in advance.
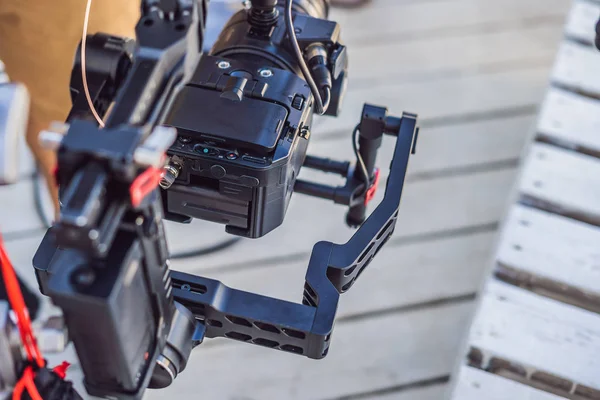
[160,164,181,189]
[259,68,273,78]
[181,284,191,291]
[217,61,231,69]
[299,127,311,140]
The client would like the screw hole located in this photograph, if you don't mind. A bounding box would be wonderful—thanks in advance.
[533,181,543,188]
[207,319,223,328]
[143,18,154,27]
[513,244,522,251]
[175,23,186,31]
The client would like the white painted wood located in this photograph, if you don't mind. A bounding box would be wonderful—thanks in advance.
[469,281,600,390]
[332,0,570,46]
[497,205,600,300]
[373,386,447,400]
[452,366,567,400]
[552,41,600,97]
[537,88,600,153]
[0,178,45,236]
[351,25,560,84]
[318,67,550,135]
[170,168,516,271]
[519,143,600,224]
[565,0,600,44]
[181,232,493,318]
[147,302,473,400]
[309,115,530,186]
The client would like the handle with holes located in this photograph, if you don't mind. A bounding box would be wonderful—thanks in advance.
[170,114,417,359]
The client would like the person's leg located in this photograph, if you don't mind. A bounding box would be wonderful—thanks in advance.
[0,1,139,217]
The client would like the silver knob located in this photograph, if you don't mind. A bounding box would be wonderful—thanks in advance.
[160,164,180,189]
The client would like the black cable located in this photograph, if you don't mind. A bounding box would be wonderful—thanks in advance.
[352,124,371,194]
[170,236,243,260]
[285,0,326,115]
[32,166,242,260]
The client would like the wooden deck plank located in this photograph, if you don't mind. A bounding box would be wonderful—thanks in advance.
[552,41,600,98]
[311,115,530,181]
[496,205,600,310]
[537,88,600,155]
[362,386,447,400]
[469,281,600,391]
[170,168,516,270]
[565,0,600,44]
[0,179,43,238]
[318,67,550,135]
[453,367,567,400]
[147,302,473,400]
[332,0,570,46]
[519,143,600,225]
[350,25,560,84]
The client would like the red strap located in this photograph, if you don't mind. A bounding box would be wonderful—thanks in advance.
[129,167,162,207]
[364,168,381,205]
[0,233,44,368]
[12,366,43,400]
[53,361,71,379]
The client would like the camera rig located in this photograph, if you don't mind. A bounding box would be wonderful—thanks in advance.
[15,0,421,399]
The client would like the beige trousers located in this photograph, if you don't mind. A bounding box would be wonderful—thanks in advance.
[0,1,139,212]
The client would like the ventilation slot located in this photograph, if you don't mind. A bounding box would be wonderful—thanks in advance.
[358,242,375,263]
[225,315,252,328]
[377,219,395,240]
[341,278,355,292]
[252,338,280,348]
[206,319,223,328]
[254,322,280,334]
[344,264,357,277]
[225,332,252,342]
[282,328,306,340]
[281,345,303,355]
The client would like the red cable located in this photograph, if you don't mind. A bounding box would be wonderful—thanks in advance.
[0,232,44,368]
[12,367,43,400]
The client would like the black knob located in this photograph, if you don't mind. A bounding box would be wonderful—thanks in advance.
[220,71,253,102]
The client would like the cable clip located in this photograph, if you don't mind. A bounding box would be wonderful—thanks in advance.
[130,167,163,207]
[364,168,380,206]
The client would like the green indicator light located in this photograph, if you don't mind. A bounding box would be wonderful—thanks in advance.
[203,148,209,154]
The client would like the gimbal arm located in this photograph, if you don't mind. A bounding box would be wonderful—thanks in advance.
[170,108,418,359]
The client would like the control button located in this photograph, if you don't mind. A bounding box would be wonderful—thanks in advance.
[292,95,304,110]
[252,82,268,98]
[240,176,260,187]
[221,75,248,102]
[226,152,238,160]
[210,165,227,179]
[195,146,219,156]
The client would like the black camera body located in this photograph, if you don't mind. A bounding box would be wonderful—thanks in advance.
[163,55,314,238]
[162,2,348,238]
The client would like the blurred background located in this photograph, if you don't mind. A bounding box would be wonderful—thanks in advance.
[0,0,573,399]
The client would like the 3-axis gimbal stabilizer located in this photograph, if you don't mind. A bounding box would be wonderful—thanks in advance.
[23,0,420,398]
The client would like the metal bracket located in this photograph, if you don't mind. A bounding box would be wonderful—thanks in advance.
[171,111,418,359]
